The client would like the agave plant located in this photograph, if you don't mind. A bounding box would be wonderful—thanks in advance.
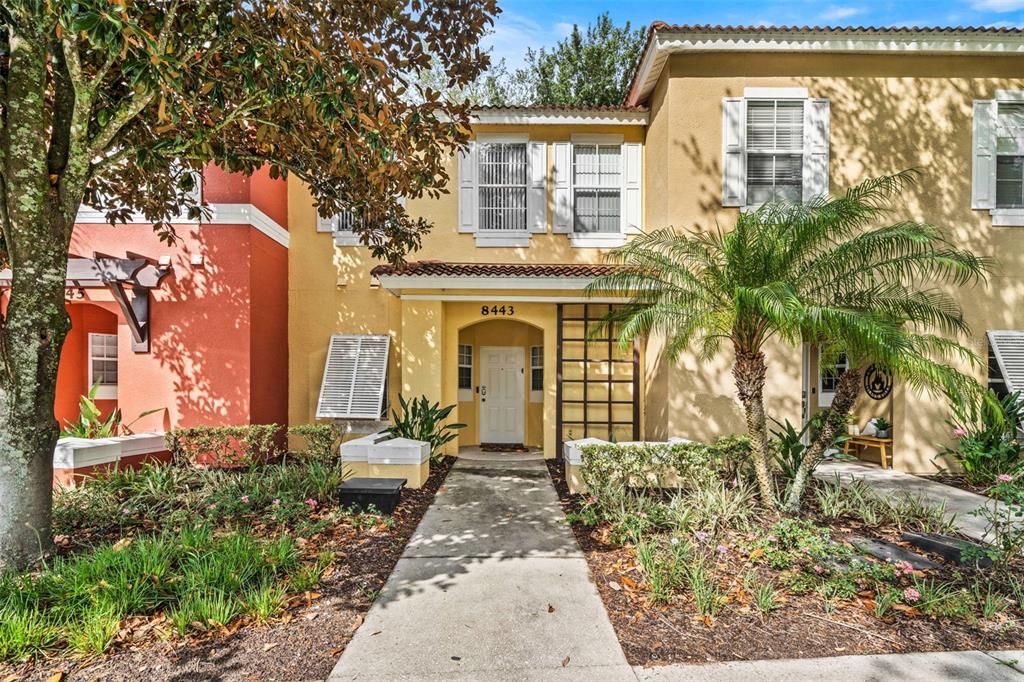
[386,395,466,462]
[589,171,990,511]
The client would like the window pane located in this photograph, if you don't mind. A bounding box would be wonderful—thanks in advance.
[747,100,804,152]
[478,143,527,231]
[532,368,543,391]
[747,153,803,204]
[997,156,1024,208]
[998,102,1024,154]
[458,366,472,390]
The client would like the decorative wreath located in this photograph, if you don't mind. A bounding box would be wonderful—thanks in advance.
[863,364,893,400]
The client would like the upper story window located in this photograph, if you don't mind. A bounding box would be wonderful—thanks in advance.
[722,88,830,209]
[996,102,1024,209]
[318,199,405,247]
[973,92,1024,224]
[572,144,622,234]
[746,100,804,204]
[478,142,528,231]
[818,351,847,408]
[458,134,546,247]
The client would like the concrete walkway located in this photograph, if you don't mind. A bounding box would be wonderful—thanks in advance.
[816,460,1002,543]
[329,455,633,681]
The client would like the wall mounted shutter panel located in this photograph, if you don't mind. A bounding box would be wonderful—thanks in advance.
[458,141,478,232]
[988,330,1024,394]
[315,334,390,419]
[721,98,746,207]
[552,142,573,233]
[527,141,548,233]
[972,100,996,210]
[803,99,830,203]
[622,142,643,233]
[316,213,335,233]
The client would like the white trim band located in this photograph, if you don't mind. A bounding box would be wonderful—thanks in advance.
[76,203,290,249]
[471,109,648,126]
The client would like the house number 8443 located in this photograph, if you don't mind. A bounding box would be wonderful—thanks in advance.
[481,305,514,316]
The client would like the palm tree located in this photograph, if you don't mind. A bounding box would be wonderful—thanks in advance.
[588,171,991,511]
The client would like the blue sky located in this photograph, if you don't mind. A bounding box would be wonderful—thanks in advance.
[483,0,1024,68]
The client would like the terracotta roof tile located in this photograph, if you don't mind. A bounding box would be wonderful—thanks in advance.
[371,261,615,278]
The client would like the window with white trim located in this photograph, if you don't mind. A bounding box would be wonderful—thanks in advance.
[458,344,473,401]
[996,102,1024,208]
[88,333,118,399]
[722,89,829,209]
[478,142,528,231]
[746,100,804,204]
[818,352,848,407]
[572,144,622,233]
[530,345,543,402]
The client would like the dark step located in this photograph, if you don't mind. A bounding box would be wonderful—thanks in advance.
[848,535,939,570]
[901,531,993,568]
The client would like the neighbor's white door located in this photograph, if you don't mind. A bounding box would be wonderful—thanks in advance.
[479,346,525,444]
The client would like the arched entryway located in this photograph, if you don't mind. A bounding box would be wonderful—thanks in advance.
[457,318,544,450]
[56,302,120,425]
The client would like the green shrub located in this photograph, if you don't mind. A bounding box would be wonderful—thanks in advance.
[579,442,716,493]
[939,389,1023,485]
[288,423,339,463]
[387,395,465,462]
[166,424,283,467]
[709,434,752,481]
[813,477,956,535]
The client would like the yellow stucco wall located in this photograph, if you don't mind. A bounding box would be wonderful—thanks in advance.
[641,51,1024,471]
[288,51,1024,472]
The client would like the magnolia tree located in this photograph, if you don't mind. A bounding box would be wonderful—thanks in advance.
[0,0,498,571]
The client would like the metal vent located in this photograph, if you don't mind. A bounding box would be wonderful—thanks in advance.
[988,330,1024,394]
[315,335,390,419]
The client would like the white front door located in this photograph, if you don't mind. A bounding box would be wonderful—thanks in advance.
[479,346,525,444]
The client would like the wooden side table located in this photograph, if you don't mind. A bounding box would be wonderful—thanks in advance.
[842,435,893,469]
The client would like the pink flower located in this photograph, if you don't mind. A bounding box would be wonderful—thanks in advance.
[952,427,968,438]
[693,531,710,542]
[121,508,131,515]
[903,587,921,603]
[716,544,729,555]
[998,474,1014,483]
[53,534,70,546]
[240,495,250,503]
[272,498,281,507]
[305,498,319,509]
[813,564,826,574]
[893,560,914,577]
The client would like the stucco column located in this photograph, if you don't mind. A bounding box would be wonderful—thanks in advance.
[400,298,444,404]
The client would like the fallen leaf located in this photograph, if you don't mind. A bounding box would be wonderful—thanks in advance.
[349,615,364,632]
[608,581,621,591]
[263,642,279,652]
[112,537,133,552]
[620,576,638,590]
[562,656,570,667]
[547,604,555,613]
[749,548,765,560]
[47,673,65,682]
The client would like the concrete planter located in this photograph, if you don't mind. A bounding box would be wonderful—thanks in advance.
[562,438,697,494]
[53,432,170,487]
[340,432,431,488]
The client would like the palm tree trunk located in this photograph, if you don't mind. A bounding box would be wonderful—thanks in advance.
[783,368,862,512]
[732,346,777,507]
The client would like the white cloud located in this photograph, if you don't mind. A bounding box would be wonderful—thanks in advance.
[481,12,575,70]
[972,0,1024,11]
[818,6,865,22]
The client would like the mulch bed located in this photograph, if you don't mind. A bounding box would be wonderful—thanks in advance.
[545,459,1024,666]
[479,443,530,453]
[3,457,454,682]
[920,474,993,498]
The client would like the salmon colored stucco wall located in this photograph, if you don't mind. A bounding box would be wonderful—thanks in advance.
[56,164,289,432]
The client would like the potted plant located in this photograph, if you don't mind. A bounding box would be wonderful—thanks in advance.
[874,417,892,439]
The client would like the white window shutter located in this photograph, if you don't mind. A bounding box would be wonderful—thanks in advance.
[722,98,746,207]
[458,141,478,233]
[316,212,335,233]
[972,100,996,210]
[803,99,830,203]
[622,142,642,233]
[315,335,390,419]
[989,330,1024,394]
[552,142,573,233]
[527,141,548,233]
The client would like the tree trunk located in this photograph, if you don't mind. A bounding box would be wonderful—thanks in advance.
[783,367,862,513]
[0,29,76,572]
[732,346,777,507]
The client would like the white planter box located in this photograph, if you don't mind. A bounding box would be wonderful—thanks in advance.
[369,437,430,465]
[339,431,391,463]
[53,432,167,469]
[563,437,608,466]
